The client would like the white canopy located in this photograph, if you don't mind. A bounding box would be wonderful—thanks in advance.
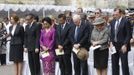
[0,4,113,12]
[0,4,76,12]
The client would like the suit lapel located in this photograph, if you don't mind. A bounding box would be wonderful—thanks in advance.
[9,26,13,36]
[26,24,32,35]
[117,18,124,33]
[10,25,19,36]
[72,25,76,41]
[79,23,85,39]
[29,22,35,30]
[27,22,35,32]
[112,20,116,35]
[14,25,19,36]
[9,26,13,33]
[58,25,62,38]
[61,23,68,35]
[60,24,69,40]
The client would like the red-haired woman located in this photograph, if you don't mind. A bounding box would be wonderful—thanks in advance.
[9,14,24,75]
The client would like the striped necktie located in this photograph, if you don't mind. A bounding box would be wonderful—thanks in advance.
[75,26,80,42]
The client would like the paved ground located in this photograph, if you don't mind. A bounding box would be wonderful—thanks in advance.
[0,49,134,75]
[0,64,15,75]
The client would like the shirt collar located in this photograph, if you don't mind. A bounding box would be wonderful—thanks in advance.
[30,21,34,26]
[13,24,17,27]
[62,22,66,29]
[117,17,122,23]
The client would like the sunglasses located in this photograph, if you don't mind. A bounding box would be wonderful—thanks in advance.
[95,12,100,14]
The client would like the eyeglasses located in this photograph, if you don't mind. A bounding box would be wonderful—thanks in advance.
[95,12,100,14]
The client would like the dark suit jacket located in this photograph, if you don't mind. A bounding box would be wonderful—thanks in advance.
[24,22,40,51]
[110,17,132,51]
[56,23,72,54]
[9,24,24,45]
[37,22,42,30]
[69,21,89,50]
[83,19,93,47]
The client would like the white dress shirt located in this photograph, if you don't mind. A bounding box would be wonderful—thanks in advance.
[11,25,17,36]
[114,17,122,30]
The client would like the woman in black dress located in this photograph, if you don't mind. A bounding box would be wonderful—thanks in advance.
[91,17,109,75]
[9,14,24,75]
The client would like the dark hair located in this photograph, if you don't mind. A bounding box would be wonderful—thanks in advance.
[34,15,39,22]
[114,7,125,14]
[64,10,72,17]
[11,14,19,22]
[80,13,87,20]
[26,13,35,19]
[58,14,66,20]
[42,17,52,25]
[0,22,4,29]
[96,8,102,13]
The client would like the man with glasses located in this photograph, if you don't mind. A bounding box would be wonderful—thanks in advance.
[95,8,102,18]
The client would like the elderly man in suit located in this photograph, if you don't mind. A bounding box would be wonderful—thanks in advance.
[69,14,90,75]
[110,8,132,75]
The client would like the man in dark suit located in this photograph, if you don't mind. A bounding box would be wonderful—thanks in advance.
[80,13,93,44]
[33,15,42,30]
[69,14,89,75]
[110,8,132,75]
[56,14,72,75]
[24,14,40,75]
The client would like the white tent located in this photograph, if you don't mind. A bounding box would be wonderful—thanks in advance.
[0,4,76,12]
[0,4,114,17]
[0,4,77,18]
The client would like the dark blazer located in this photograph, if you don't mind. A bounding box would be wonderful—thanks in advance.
[24,22,40,51]
[56,23,72,54]
[84,20,93,47]
[110,17,132,51]
[37,22,42,30]
[69,21,89,50]
[9,24,24,45]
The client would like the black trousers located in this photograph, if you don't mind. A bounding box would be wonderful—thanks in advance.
[28,51,40,75]
[112,45,130,75]
[58,53,72,75]
[73,52,88,75]
[0,54,6,65]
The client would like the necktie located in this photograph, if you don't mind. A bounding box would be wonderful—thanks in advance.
[114,20,120,42]
[61,25,64,30]
[29,24,32,29]
[75,26,80,42]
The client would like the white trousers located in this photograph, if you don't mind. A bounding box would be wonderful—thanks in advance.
[6,41,13,65]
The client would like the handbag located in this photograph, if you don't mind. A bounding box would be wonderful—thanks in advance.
[74,47,89,61]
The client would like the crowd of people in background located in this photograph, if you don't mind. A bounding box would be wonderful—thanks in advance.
[0,6,134,75]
